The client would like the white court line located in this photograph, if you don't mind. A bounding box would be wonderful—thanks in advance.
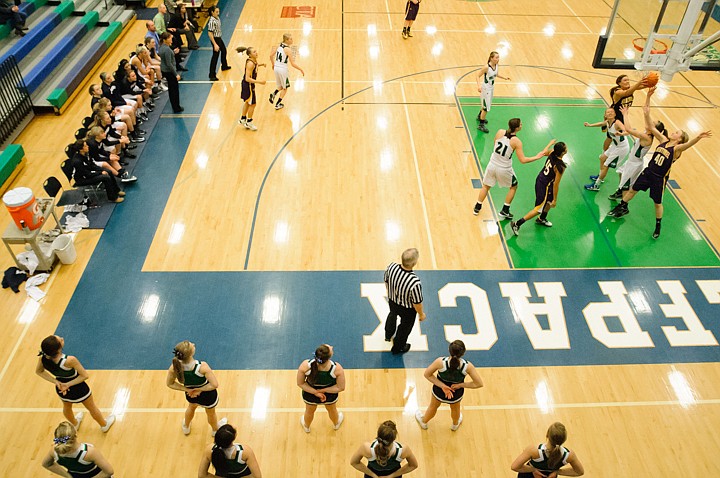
[0,269,63,387]
[179,77,720,90]
[400,81,438,270]
[233,27,607,35]
[0,321,32,387]
[475,1,492,28]
[180,80,234,84]
[561,0,593,34]
[693,149,720,181]
[293,79,719,88]
[4,399,720,413]
[384,0,393,31]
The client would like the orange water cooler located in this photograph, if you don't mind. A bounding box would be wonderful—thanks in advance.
[3,187,45,231]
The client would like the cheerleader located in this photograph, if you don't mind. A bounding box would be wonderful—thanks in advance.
[41,421,114,478]
[296,344,346,432]
[350,420,419,478]
[414,340,483,431]
[510,422,585,477]
[35,336,115,433]
[198,424,262,477]
[166,340,226,435]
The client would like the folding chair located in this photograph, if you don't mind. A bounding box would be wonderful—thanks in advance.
[74,128,88,140]
[64,144,75,160]
[43,176,86,207]
[60,159,104,204]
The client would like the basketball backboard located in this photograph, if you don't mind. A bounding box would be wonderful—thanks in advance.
[593,0,720,79]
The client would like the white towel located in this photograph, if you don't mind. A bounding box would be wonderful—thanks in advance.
[64,213,90,232]
[25,273,50,301]
[63,204,88,213]
[17,251,39,275]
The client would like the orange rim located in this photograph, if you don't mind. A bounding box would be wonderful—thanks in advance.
[632,37,669,54]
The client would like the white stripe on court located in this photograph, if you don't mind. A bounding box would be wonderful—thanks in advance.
[400,81,438,270]
[3,398,720,414]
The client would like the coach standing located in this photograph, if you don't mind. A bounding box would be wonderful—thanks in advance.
[384,248,426,355]
[159,32,183,113]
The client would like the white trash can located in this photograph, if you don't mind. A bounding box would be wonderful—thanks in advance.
[52,235,77,265]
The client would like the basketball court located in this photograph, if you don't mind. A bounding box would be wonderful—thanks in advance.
[1,0,720,476]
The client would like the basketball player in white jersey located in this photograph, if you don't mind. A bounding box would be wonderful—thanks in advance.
[473,118,555,219]
[583,108,628,191]
[476,51,510,133]
[268,33,305,110]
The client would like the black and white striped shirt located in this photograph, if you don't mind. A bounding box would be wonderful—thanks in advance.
[208,16,222,38]
[384,262,423,309]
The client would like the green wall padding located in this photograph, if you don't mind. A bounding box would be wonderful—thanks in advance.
[80,10,99,29]
[54,1,75,20]
[47,88,68,109]
[0,145,24,187]
[99,21,122,47]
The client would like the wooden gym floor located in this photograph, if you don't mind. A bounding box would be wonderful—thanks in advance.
[1,0,720,476]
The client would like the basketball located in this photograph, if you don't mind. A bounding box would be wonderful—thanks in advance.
[645,71,659,87]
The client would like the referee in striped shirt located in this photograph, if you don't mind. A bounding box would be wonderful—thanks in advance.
[207,6,230,81]
[384,248,426,355]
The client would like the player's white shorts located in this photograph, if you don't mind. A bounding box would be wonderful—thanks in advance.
[602,141,629,168]
[483,162,516,188]
[481,87,494,111]
[274,67,290,89]
[620,158,644,188]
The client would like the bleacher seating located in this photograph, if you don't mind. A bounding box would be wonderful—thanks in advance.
[46,20,122,109]
[0,1,75,66]
[0,0,135,114]
[0,0,47,40]
[23,10,98,93]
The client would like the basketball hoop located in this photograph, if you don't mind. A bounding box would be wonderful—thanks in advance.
[632,37,669,55]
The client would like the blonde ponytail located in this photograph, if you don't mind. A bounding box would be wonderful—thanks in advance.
[53,422,78,455]
[172,341,193,384]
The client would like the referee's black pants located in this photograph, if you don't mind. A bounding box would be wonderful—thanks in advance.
[209,37,228,77]
[385,300,417,353]
[163,71,182,113]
